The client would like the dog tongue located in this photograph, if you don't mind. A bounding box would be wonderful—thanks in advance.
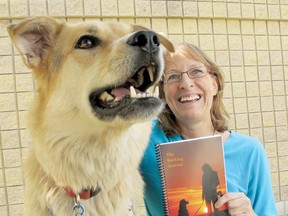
[111,88,130,99]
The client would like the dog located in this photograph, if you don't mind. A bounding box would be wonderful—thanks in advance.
[7,16,174,215]
[178,199,189,216]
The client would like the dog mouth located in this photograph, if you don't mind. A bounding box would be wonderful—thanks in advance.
[89,65,161,116]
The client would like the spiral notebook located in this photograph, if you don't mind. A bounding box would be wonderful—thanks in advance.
[155,135,230,216]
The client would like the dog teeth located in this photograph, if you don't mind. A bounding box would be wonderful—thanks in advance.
[130,86,146,98]
[99,91,114,102]
[146,85,158,97]
[147,66,154,82]
[130,86,137,98]
[135,69,144,87]
[130,85,159,99]
[154,86,159,97]
[146,86,159,97]
[148,85,159,97]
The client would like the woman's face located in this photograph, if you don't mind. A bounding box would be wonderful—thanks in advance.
[163,51,218,125]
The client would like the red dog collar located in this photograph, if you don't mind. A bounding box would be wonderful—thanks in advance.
[65,187,102,200]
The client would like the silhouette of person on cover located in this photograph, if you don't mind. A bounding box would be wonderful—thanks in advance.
[201,163,220,216]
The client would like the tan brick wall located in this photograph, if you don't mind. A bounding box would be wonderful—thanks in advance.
[0,0,287,215]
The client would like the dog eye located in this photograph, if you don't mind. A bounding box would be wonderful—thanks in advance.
[75,35,100,49]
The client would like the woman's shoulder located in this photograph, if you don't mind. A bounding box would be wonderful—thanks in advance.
[225,131,269,173]
[150,118,181,144]
[226,131,265,154]
[151,118,160,129]
[150,118,164,136]
[229,131,262,144]
[149,119,168,144]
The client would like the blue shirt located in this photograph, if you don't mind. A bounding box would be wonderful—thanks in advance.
[140,119,278,216]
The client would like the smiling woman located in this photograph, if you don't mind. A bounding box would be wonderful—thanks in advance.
[140,42,277,216]
[158,42,228,136]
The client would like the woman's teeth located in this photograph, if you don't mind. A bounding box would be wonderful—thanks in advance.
[179,95,200,102]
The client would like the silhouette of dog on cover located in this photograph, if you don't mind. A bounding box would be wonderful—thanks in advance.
[178,199,189,216]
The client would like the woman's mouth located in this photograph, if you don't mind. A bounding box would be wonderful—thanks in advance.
[179,95,201,103]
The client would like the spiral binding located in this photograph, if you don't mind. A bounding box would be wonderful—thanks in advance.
[155,144,170,216]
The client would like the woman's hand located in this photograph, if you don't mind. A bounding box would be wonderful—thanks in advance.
[215,192,257,216]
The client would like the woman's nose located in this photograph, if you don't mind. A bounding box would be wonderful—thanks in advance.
[179,73,194,89]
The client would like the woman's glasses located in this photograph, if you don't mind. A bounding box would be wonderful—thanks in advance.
[163,66,209,84]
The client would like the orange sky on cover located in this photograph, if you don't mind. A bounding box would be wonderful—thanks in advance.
[159,136,227,215]
[166,187,206,215]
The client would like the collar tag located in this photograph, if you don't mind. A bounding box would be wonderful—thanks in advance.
[72,203,85,216]
[72,194,85,216]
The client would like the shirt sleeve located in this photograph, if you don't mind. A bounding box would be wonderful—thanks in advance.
[248,141,278,216]
[140,119,167,216]
[225,133,278,216]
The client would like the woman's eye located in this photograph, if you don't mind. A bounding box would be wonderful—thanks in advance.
[190,69,204,76]
[75,36,100,49]
[168,74,180,81]
[194,69,203,73]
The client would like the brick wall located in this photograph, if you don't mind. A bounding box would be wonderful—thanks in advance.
[0,0,287,215]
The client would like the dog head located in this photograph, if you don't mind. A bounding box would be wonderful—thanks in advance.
[179,199,189,207]
[7,17,174,126]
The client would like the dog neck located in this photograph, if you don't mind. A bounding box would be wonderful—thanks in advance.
[64,186,102,200]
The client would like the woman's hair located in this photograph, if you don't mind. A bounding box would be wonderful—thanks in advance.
[158,42,230,136]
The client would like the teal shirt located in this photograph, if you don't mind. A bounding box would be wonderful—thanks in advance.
[140,119,278,216]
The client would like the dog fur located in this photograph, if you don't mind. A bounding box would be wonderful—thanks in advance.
[7,17,174,216]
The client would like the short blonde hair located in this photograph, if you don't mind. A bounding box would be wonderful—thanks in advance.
[158,42,230,136]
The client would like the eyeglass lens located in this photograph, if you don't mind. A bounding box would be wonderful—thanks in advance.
[164,66,207,83]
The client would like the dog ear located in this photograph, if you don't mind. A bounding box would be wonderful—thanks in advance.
[156,32,175,53]
[7,17,62,68]
[132,25,175,53]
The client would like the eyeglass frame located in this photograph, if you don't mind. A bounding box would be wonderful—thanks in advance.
[163,65,211,84]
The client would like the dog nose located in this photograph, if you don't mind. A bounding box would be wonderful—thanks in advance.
[127,30,160,53]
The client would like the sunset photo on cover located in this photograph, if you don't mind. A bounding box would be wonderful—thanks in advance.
[161,137,230,216]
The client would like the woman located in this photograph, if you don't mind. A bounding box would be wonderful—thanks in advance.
[140,42,277,216]
[201,163,220,215]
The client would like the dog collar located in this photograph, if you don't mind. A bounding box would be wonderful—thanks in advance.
[64,186,102,200]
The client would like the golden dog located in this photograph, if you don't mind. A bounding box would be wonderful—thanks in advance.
[7,17,174,216]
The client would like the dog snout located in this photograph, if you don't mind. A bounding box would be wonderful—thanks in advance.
[127,30,160,53]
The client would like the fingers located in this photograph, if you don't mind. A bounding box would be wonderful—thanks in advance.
[215,192,256,216]
[215,192,244,207]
